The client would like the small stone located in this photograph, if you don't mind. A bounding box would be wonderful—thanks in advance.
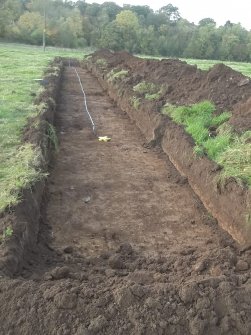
[179,284,196,304]
[114,287,135,307]
[54,292,77,309]
[108,255,125,269]
[127,271,153,285]
[83,196,91,203]
[236,260,249,271]
[105,269,116,277]
[63,246,73,254]
[75,325,91,335]
[159,321,167,329]
[193,259,207,273]
[43,274,53,281]
[180,247,196,255]
[210,265,223,276]
[88,315,107,333]
[117,243,133,255]
[130,284,146,299]
[145,297,162,309]
[50,266,70,280]
[237,78,250,87]
[99,251,111,259]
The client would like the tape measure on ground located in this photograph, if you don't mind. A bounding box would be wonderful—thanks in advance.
[98,136,111,142]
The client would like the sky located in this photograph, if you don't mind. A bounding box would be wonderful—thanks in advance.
[85,0,251,30]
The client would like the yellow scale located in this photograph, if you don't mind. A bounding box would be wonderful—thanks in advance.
[98,136,111,142]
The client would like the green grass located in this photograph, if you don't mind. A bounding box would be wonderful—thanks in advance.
[162,101,251,186]
[181,59,251,77]
[0,42,88,212]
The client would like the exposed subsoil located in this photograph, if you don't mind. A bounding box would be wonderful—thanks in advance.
[0,66,251,335]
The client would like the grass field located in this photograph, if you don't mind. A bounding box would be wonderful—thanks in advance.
[0,43,88,212]
[182,58,251,77]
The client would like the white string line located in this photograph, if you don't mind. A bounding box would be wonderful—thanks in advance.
[71,62,96,135]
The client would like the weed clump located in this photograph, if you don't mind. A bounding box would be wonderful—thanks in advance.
[133,81,158,95]
[46,122,59,152]
[145,92,162,101]
[0,226,13,244]
[108,68,129,82]
[130,96,141,110]
[133,81,162,101]
[96,58,108,69]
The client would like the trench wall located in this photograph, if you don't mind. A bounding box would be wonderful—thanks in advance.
[0,58,64,276]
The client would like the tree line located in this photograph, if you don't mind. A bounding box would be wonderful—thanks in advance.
[1,0,251,61]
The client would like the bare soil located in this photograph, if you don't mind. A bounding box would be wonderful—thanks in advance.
[0,66,250,335]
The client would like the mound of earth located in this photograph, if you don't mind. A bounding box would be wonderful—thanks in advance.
[92,50,251,131]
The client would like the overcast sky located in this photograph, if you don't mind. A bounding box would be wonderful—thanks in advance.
[85,0,251,30]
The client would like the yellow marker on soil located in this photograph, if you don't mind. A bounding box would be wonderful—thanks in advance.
[98,136,111,142]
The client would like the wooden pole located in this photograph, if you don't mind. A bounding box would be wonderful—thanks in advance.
[43,6,46,51]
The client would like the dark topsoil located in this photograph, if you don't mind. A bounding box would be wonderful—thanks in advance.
[0,55,250,335]
[92,49,251,132]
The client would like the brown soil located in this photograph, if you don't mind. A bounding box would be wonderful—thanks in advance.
[0,65,250,334]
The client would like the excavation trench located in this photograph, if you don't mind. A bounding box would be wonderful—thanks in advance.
[45,66,221,258]
[0,66,250,335]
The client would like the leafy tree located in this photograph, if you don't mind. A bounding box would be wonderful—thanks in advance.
[99,21,123,50]
[0,0,22,36]
[198,18,216,27]
[1,0,251,61]
[115,10,139,29]
[158,4,180,22]
[13,12,44,44]
[110,10,140,52]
